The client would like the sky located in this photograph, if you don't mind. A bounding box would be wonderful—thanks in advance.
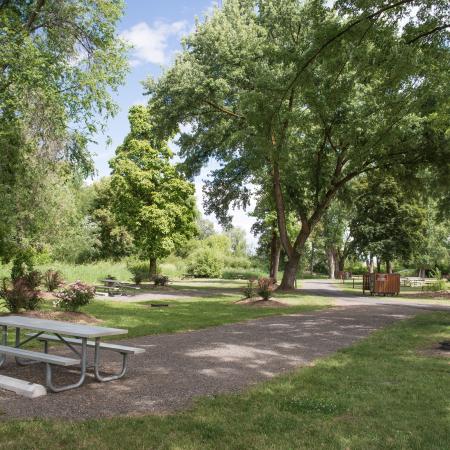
[89,0,257,249]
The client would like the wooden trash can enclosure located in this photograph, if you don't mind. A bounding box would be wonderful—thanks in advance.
[362,273,400,296]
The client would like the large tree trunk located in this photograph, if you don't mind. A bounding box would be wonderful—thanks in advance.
[376,258,381,273]
[386,260,392,274]
[327,249,336,279]
[310,241,315,273]
[149,257,157,279]
[337,254,345,273]
[279,252,301,290]
[269,230,281,281]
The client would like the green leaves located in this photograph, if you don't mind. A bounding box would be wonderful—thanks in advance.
[110,106,197,264]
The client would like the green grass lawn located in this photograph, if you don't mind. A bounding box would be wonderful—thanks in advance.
[84,294,328,339]
[0,312,448,449]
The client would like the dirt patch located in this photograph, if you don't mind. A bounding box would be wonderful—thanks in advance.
[17,310,103,324]
[418,343,450,359]
[234,298,290,308]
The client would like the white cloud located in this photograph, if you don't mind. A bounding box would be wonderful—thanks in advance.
[120,21,187,66]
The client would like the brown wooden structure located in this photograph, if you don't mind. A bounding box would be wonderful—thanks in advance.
[362,273,400,296]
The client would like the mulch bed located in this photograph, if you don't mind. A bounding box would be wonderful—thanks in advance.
[234,298,290,308]
[8,310,103,324]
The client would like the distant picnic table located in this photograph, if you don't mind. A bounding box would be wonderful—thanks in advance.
[96,279,141,296]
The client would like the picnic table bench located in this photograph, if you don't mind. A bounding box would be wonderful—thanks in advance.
[401,277,435,289]
[96,279,141,296]
[0,315,145,393]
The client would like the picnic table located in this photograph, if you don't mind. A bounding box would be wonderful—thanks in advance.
[96,279,140,296]
[0,316,144,393]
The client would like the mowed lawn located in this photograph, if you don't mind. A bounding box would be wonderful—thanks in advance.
[0,281,330,343]
[0,312,448,449]
[84,294,330,338]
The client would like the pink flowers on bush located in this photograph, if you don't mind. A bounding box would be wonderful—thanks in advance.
[54,281,96,311]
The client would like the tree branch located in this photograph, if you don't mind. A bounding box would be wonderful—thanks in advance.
[406,24,450,44]
[203,100,244,120]
[26,0,45,31]
[272,148,294,258]
[277,0,416,111]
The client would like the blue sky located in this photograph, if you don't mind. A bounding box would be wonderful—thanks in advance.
[90,0,256,249]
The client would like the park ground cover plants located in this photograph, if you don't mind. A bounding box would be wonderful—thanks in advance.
[54,281,96,312]
[0,277,41,312]
[257,277,276,300]
[43,269,64,292]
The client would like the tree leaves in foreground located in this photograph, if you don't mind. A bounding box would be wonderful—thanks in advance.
[147,0,450,289]
[0,0,128,266]
[110,106,197,277]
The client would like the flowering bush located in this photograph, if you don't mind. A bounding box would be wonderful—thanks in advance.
[0,277,42,312]
[54,281,95,312]
[242,279,257,299]
[257,277,276,300]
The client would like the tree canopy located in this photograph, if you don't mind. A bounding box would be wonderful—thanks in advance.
[109,105,197,276]
[0,0,128,266]
[147,0,450,288]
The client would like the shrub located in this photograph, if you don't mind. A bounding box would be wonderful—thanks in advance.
[54,281,95,311]
[0,277,42,312]
[222,255,252,269]
[23,270,42,290]
[222,268,265,280]
[424,279,448,292]
[242,279,257,299]
[154,275,169,287]
[424,268,448,292]
[186,248,224,278]
[10,250,35,281]
[257,277,276,300]
[43,270,64,292]
[127,261,149,285]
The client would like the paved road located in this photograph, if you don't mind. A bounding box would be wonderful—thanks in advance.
[0,281,447,420]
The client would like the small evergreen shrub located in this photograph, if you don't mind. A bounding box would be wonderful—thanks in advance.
[127,262,149,285]
[23,270,42,290]
[242,279,257,299]
[0,277,42,312]
[154,275,169,286]
[257,277,276,300]
[54,281,95,311]
[186,248,224,278]
[43,270,64,292]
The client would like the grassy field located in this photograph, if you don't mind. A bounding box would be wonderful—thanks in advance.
[0,278,326,344]
[0,312,448,449]
[0,261,271,284]
[84,295,328,339]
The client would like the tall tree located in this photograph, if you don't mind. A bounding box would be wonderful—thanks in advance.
[147,0,450,289]
[349,175,427,273]
[110,105,197,277]
[0,0,128,265]
[88,178,134,260]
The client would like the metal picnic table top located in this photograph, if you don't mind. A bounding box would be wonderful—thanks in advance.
[0,315,127,338]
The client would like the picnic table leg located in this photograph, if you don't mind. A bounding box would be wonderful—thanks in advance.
[93,337,128,382]
[45,337,88,393]
[0,326,7,367]
[14,327,37,366]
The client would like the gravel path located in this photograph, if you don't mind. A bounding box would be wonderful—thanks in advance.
[1,299,444,420]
